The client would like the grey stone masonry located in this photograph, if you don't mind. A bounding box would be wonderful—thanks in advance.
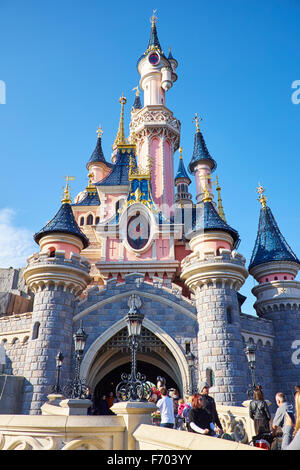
[21,251,91,414]
[195,281,248,405]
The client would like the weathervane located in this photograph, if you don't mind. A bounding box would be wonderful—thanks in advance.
[257,183,267,209]
[193,113,202,132]
[62,176,75,204]
[96,126,103,138]
[150,9,158,26]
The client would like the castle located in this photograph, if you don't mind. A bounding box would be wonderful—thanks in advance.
[0,14,299,415]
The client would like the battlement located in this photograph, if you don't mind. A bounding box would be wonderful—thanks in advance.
[252,279,300,316]
[24,250,91,295]
[181,248,248,292]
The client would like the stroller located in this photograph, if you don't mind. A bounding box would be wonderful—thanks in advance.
[249,427,276,450]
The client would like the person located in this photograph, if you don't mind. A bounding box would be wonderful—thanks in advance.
[188,394,216,435]
[199,382,223,434]
[281,391,300,450]
[97,394,110,415]
[272,392,294,436]
[156,387,175,429]
[249,387,271,435]
[85,387,93,415]
[177,398,190,430]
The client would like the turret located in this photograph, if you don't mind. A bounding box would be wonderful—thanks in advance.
[249,185,300,402]
[174,147,192,206]
[189,115,217,203]
[181,140,248,405]
[86,127,113,183]
[22,183,91,414]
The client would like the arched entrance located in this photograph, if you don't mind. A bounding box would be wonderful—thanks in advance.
[82,322,190,409]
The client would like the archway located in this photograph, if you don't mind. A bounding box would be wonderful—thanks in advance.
[93,360,180,412]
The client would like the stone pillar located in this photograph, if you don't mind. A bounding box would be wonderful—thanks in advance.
[181,249,248,405]
[22,251,90,414]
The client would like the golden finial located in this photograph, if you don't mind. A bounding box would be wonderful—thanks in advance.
[96,126,103,138]
[150,9,158,26]
[132,86,140,97]
[202,183,212,203]
[113,93,128,147]
[257,183,267,209]
[193,113,202,132]
[214,175,226,221]
[179,147,183,160]
[62,176,75,204]
[86,172,96,194]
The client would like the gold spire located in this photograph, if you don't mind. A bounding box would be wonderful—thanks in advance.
[193,113,202,132]
[257,183,267,209]
[132,86,140,97]
[202,183,212,203]
[150,9,158,27]
[214,175,226,222]
[179,147,183,160]
[86,172,96,194]
[62,176,75,204]
[96,126,103,139]
[113,93,128,148]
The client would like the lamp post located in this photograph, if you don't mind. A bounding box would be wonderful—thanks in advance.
[116,302,151,401]
[53,351,64,394]
[64,321,88,399]
[245,341,257,399]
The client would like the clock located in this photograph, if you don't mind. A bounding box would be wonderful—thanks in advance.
[127,213,150,250]
[148,52,160,66]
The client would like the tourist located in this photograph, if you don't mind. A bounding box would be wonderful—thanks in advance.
[281,391,300,450]
[272,392,294,435]
[177,398,190,430]
[85,387,93,415]
[200,382,223,434]
[156,387,175,429]
[249,386,271,434]
[97,394,110,415]
[188,394,216,435]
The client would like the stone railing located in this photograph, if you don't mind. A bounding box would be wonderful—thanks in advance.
[0,394,261,451]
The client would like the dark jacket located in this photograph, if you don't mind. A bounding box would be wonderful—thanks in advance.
[188,407,213,434]
[202,394,222,428]
[249,399,271,423]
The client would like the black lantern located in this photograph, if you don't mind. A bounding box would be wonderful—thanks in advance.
[64,321,88,399]
[245,341,257,399]
[53,351,64,394]
[116,302,150,401]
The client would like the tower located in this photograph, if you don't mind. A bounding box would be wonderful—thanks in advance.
[249,186,300,401]
[181,132,248,405]
[22,183,91,414]
[130,12,180,215]
[174,147,192,206]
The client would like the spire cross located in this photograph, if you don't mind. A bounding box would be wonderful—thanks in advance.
[257,183,267,209]
[150,9,158,26]
[132,86,140,97]
[62,176,75,204]
[96,126,103,138]
[193,113,203,132]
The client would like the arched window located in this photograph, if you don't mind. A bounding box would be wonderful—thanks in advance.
[32,322,40,340]
[95,216,100,224]
[49,247,56,258]
[80,217,84,226]
[185,342,191,354]
[86,214,93,225]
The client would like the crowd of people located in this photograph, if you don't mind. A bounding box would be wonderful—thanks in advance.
[84,378,300,450]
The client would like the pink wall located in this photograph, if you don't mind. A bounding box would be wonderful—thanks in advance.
[259,273,295,283]
[42,242,80,259]
[156,238,170,260]
[150,137,162,207]
[163,139,174,212]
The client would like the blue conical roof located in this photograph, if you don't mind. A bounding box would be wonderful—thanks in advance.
[147,22,162,52]
[86,136,113,170]
[34,203,89,248]
[249,206,300,271]
[175,157,191,184]
[189,130,217,174]
[96,147,135,187]
[189,201,240,247]
[132,94,142,110]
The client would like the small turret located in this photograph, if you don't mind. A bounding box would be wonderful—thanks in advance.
[189,115,217,203]
[86,127,113,183]
[175,147,192,205]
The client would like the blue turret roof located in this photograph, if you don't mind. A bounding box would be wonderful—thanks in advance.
[189,201,240,247]
[72,191,100,206]
[96,147,135,187]
[132,94,142,110]
[189,129,217,174]
[34,202,89,248]
[147,22,162,52]
[175,157,191,184]
[86,136,113,170]
[249,205,300,271]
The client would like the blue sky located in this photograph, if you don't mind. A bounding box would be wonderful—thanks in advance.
[0,0,300,315]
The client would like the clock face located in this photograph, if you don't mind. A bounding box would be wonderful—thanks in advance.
[127,213,150,250]
[148,52,160,66]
